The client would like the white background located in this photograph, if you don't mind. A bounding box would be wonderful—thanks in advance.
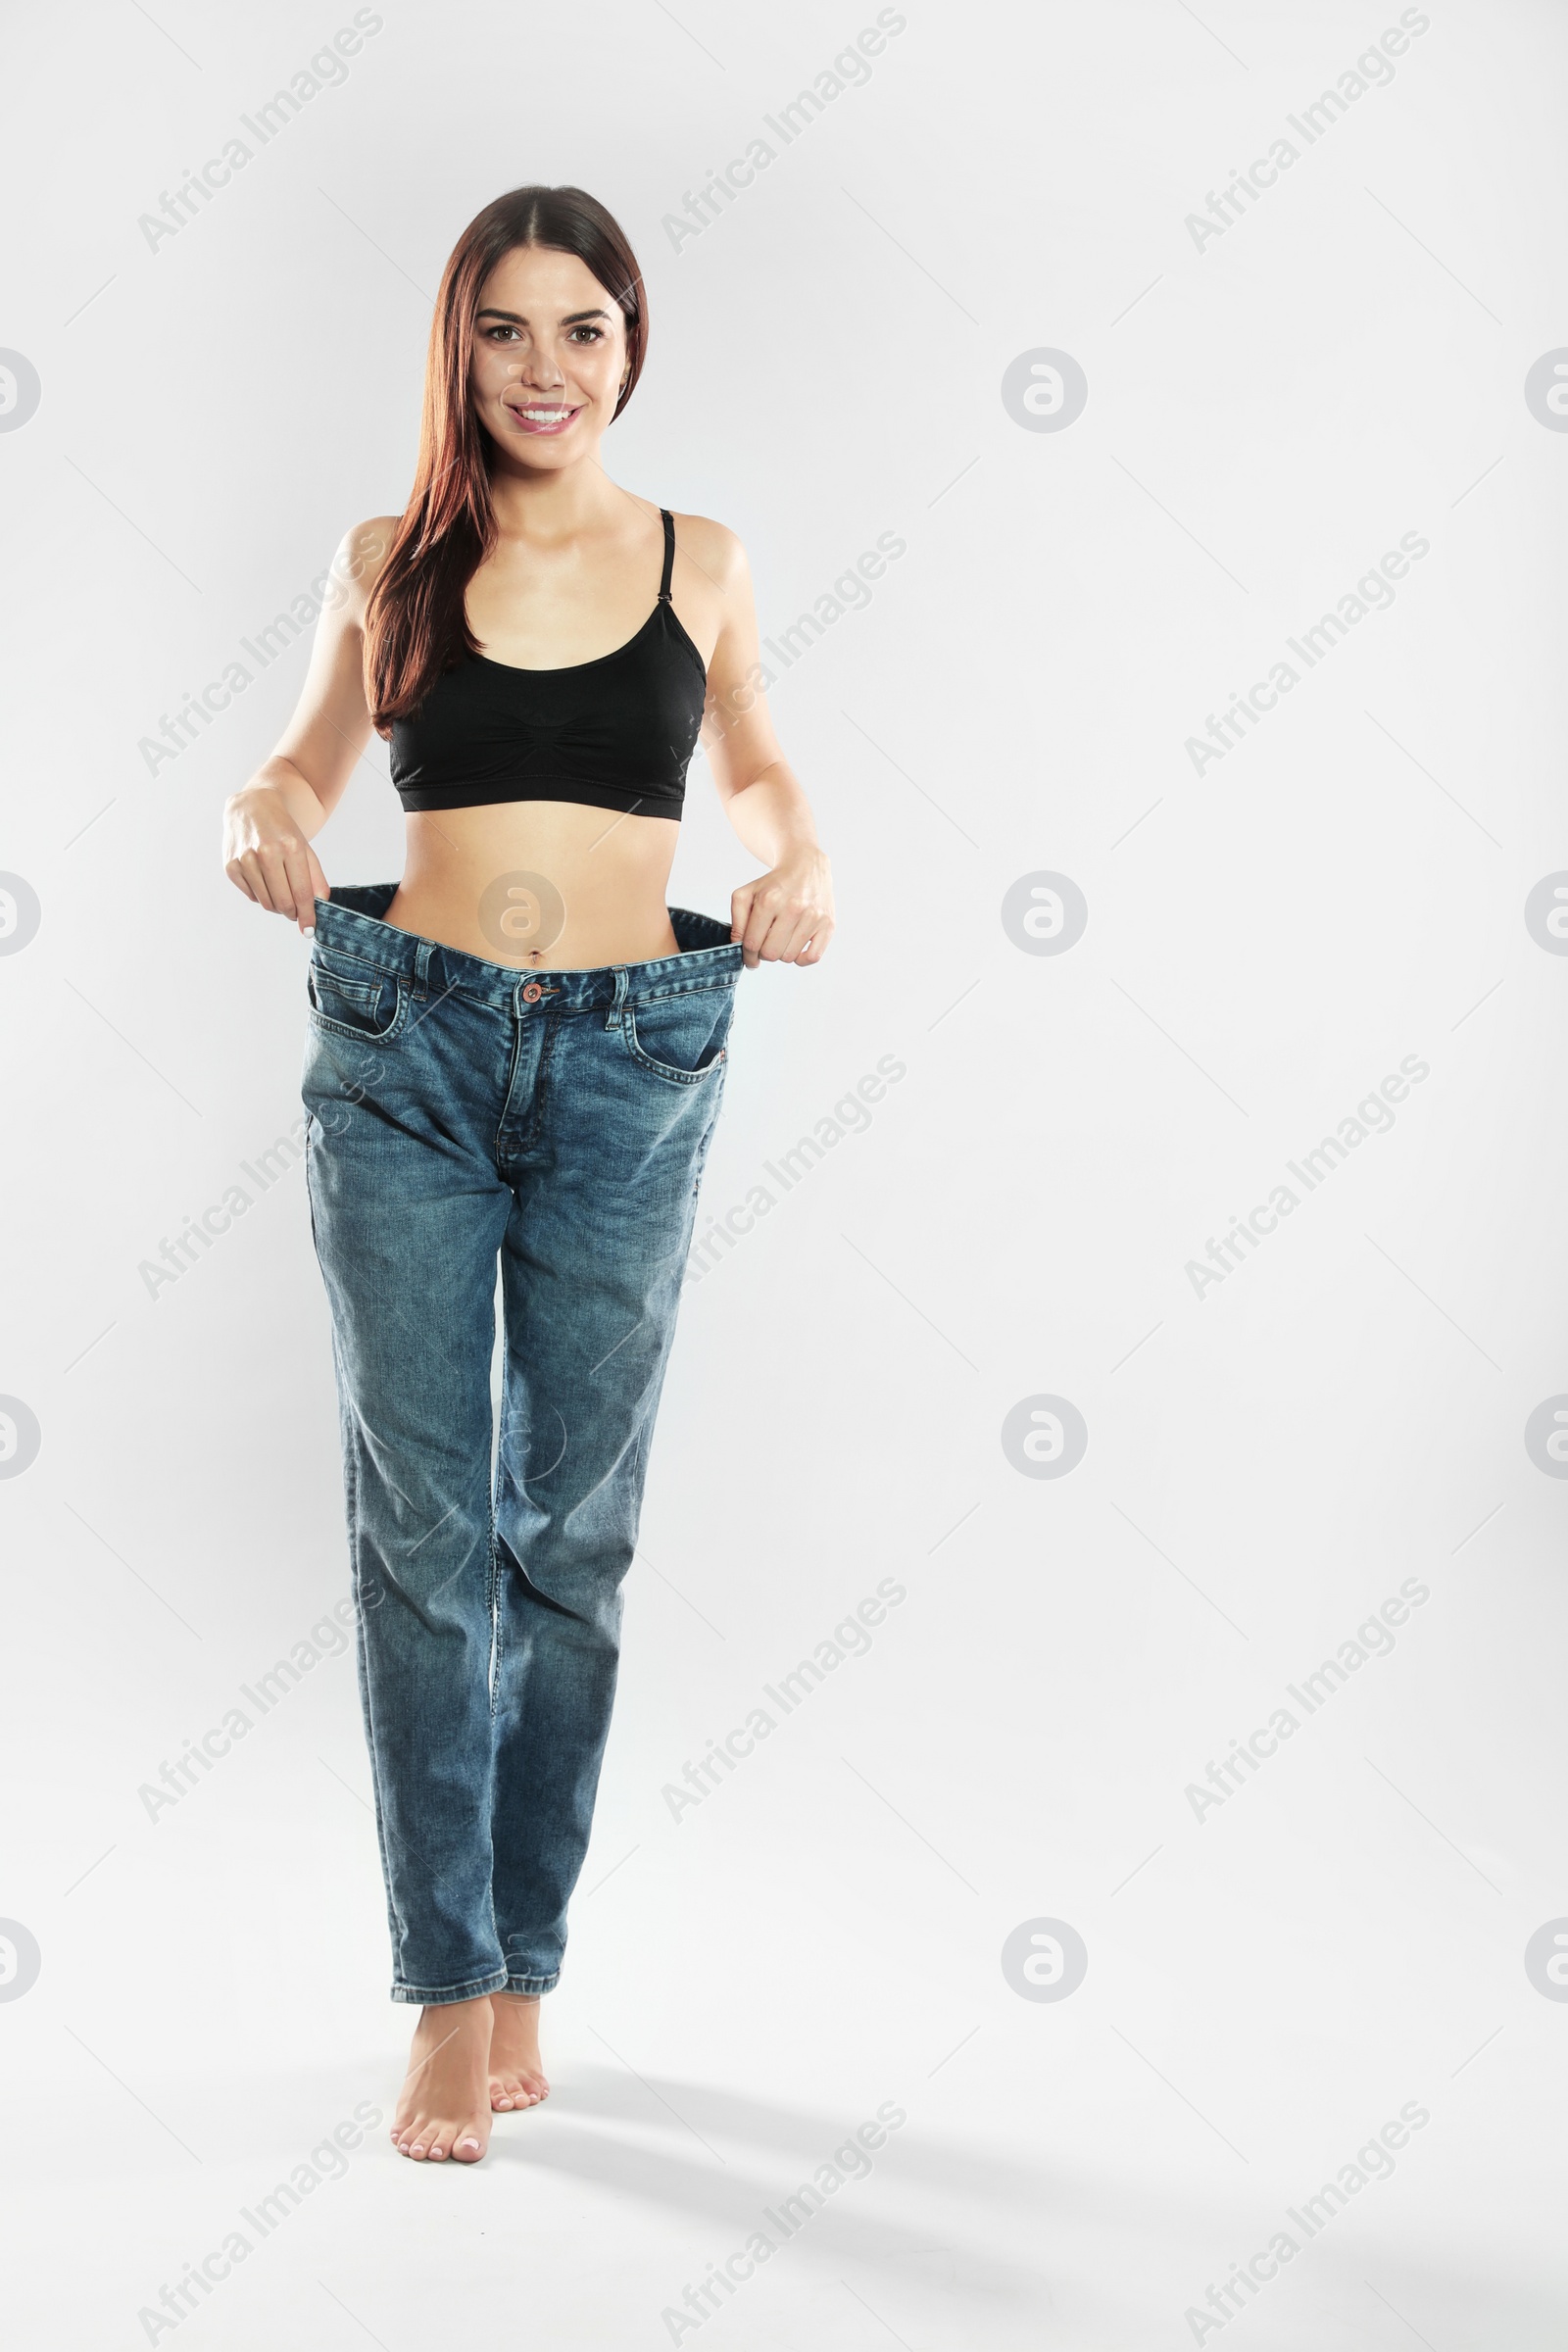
[3,1,1567,2344]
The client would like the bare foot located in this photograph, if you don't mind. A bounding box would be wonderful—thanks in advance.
[390,1998,493,2162]
[488,1991,550,2112]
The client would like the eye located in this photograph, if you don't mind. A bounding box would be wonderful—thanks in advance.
[569,324,606,343]
[482,323,520,343]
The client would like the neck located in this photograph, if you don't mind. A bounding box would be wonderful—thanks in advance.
[486,449,621,543]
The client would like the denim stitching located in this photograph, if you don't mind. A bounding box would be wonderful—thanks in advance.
[621,996,731,1086]
[530,1004,562,1145]
[486,1417,505,1722]
[345,1424,404,1963]
[632,972,739,1006]
[492,1000,531,1177]
[306,978,410,1047]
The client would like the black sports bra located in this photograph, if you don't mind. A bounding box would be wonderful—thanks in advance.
[389,509,707,820]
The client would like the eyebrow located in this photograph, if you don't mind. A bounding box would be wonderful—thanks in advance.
[474,307,612,326]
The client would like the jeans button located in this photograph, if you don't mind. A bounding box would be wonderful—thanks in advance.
[521,983,542,1003]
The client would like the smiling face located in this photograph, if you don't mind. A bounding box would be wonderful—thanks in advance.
[468,244,629,469]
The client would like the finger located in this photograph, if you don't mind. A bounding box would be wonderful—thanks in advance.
[280,841,322,934]
[750,902,821,965]
[754,913,802,963]
[225,860,258,906]
[238,850,283,914]
[729,885,755,951]
[777,906,829,963]
[738,890,782,970]
[256,845,309,922]
[735,904,766,970]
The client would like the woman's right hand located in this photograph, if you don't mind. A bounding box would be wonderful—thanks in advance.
[223,781,329,935]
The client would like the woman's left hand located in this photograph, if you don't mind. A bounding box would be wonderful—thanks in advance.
[731,849,835,969]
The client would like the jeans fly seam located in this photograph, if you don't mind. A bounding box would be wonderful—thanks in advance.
[531,1006,561,1151]
[494,1004,556,1175]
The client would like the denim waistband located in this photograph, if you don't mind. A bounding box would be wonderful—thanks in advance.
[312,884,744,1011]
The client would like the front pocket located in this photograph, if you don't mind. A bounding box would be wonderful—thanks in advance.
[621,988,732,1085]
[307,961,409,1044]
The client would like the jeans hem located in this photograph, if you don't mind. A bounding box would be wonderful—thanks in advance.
[389,1967,562,2005]
[390,1968,512,2007]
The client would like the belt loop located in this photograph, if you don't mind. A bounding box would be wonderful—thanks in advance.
[605,965,629,1030]
[413,938,433,999]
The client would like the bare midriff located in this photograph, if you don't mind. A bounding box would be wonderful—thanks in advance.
[382,801,684,969]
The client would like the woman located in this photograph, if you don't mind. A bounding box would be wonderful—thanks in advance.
[220,184,833,2166]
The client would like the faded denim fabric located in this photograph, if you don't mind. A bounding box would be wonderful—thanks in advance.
[301,885,739,2004]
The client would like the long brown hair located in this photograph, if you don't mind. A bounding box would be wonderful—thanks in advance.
[364,185,648,730]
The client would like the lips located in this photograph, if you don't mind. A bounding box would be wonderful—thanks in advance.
[503,402,582,436]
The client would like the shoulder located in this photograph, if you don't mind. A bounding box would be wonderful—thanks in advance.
[328,514,402,618]
[668,509,749,592]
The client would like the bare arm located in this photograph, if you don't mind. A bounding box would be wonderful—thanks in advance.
[221,515,398,933]
[687,519,835,969]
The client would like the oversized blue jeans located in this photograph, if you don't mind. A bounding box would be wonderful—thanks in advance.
[301,885,740,2005]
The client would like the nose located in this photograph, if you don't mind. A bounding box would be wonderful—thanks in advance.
[509,341,565,391]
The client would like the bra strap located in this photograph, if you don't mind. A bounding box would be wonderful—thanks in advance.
[657,508,675,604]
